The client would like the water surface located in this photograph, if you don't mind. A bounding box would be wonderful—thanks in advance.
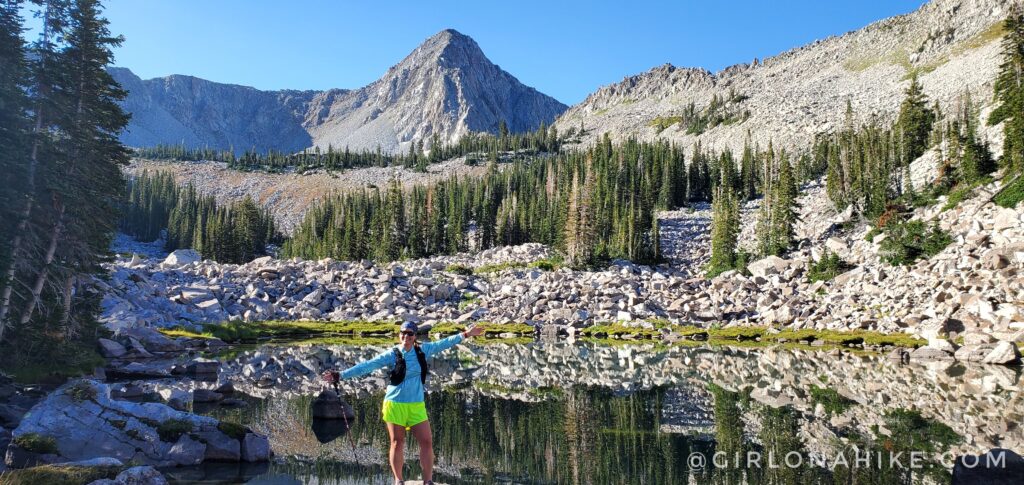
[163,341,1024,484]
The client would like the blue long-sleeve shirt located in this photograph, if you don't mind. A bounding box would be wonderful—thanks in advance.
[340,333,464,403]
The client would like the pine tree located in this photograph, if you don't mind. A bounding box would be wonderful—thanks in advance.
[0,0,67,333]
[768,151,799,255]
[740,136,756,200]
[825,138,845,209]
[989,6,1024,174]
[895,74,936,168]
[565,156,596,267]
[706,178,740,278]
[18,0,131,326]
[958,91,996,183]
[755,144,776,255]
[0,0,32,333]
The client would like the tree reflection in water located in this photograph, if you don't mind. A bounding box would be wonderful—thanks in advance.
[192,385,712,484]
[182,343,993,484]
[187,383,969,484]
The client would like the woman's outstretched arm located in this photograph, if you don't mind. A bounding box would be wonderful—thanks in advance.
[422,324,485,357]
[341,348,397,379]
[421,333,464,358]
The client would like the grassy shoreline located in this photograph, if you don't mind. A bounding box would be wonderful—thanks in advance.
[161,319,927,351]
[584,323,925,348]
[160,320,535,343]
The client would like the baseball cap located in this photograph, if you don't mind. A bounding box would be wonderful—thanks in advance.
[400,321,418,334]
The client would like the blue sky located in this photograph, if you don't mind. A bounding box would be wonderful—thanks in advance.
[27,0,926,105]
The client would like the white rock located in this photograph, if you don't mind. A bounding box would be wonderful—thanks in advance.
[982,341,1021,365]
[993,208,1020,231]
[163,249,201,267]
[824,237,849,254]
[747,256,789,278]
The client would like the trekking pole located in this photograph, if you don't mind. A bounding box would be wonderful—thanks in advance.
[332,377,359,459]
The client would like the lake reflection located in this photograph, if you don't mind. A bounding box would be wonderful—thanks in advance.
[167,341,1024,484]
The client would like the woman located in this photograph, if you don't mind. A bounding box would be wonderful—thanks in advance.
[340,321,484,485]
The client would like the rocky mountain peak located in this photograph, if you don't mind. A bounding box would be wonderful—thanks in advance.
[114,30,566,154]
[420,29,488,67]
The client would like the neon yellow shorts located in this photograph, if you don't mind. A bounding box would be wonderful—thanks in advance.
[382,400,428,430]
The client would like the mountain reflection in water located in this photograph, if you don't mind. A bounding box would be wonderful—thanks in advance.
[164,341,1023,484]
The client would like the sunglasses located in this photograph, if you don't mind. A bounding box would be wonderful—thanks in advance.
[400,331,416,337]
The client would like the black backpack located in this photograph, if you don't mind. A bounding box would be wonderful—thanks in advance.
[390,345,428,386]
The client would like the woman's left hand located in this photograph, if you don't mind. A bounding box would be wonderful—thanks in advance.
[464,325,485,338]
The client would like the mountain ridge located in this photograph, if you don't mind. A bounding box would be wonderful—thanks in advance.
[113,29,567,154]
[557,0,1012,154]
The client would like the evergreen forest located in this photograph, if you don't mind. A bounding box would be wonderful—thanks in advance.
[120,170,279,264]
[0,0,130,368]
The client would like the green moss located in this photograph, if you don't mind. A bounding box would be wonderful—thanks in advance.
[476,336,535,345]
[159,328,214,339]
[994,174,1024,209]
[427,322,465,335]
[667,325,924,350]
[474,380,564,399]
[861,332,926,348]
[673,325,710,338]
[458,295,479,311]
[0,464,122,485]
[444,264,473,276]
[708,326,765,341]
[645,319,671,329]
[125,429,143,441]
[809,385,857,416]
[217,421,248,440]
[474,261,527,274]
[66,381,97,403]
[160,320,400,343]
[429,322,535,337]
[157,419,193,442]
[109,419,127,430]
[580,323,661,339]
[528,256,563,271]
[767,328,924,348]
[12,433,58,454]
[271,336,393,347]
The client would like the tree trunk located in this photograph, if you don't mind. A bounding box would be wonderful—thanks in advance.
[60,273,74,331]
[0,1,53,341]
[18,8,89,329]
[19,197,64,326]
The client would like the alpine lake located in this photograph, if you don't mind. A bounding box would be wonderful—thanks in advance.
[146,336,1024,485]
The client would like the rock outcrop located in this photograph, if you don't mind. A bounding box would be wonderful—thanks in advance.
[7,380,270,468]
[113,29,566,155]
